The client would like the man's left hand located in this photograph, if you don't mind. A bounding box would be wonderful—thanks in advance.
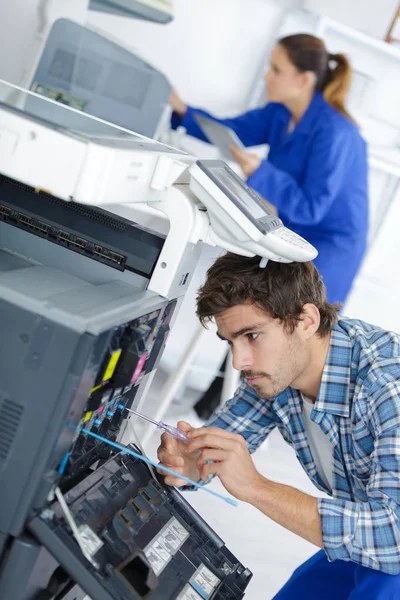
[186,426,263,503]
[230,145,261,178]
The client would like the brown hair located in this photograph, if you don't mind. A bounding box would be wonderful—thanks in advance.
[278,33,354,123]
[197,254,340,337]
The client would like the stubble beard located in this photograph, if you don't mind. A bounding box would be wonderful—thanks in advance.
[246,333,307,399]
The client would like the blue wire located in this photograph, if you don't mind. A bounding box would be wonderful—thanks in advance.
[75,426,238,507]
[58,452,71,475]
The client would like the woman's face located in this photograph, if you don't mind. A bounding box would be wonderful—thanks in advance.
[264,45,308,104]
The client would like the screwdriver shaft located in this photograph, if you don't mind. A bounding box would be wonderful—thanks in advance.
[124,407,159,427]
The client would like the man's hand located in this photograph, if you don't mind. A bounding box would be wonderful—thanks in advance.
[187,427,323,547]
[186,426,263,503]
[230,145,261,178]
[157,421,200,487]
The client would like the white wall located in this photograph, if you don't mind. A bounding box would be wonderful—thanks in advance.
[302,0,398,39]
[0,0,41,88]
[0,0,88,95]
[344,182,400,332]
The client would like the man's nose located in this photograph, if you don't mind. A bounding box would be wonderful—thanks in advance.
[231,345,252,372]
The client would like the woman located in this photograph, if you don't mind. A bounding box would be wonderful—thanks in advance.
[170,34,369,305]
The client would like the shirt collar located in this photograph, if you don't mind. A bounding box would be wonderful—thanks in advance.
[290,91,326,137]
[314,322,352,417]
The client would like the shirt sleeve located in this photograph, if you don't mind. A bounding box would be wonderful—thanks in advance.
[171,104,274,147]
[247,123,364,226]
[318,380,400,574]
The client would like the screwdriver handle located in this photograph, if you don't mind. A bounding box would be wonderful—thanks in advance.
[158,422,190,444]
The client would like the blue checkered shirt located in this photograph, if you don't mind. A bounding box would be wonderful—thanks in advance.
[207,317,400,574]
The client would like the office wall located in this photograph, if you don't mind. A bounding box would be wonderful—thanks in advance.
[302,0,398,39]
[0,0,88,95]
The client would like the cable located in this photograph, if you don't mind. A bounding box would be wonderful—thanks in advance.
[54,487,99,567]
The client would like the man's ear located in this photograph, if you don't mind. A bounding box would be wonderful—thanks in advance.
[298,303,320,339]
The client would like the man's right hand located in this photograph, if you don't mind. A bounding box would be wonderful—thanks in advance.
[157,420,200,487]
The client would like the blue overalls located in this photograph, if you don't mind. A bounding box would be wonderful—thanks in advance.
[272,549,400,599]
[172,92,369,304]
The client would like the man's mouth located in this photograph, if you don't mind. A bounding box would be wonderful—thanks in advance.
[245,375,264,385]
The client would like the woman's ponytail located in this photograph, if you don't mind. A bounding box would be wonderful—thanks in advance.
[323,53,354,122]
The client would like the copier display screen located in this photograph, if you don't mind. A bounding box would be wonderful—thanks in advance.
[212,166,269,219]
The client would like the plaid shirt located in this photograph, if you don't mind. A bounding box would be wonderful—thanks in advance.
[207,317,400,575]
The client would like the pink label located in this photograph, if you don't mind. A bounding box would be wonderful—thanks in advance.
[131,353,148,383]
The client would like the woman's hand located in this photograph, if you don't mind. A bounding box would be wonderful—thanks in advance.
[229,146,278,214]
[230,145,261,178]
[169,89,187,117]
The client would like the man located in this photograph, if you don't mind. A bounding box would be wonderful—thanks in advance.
[157,253,400,599]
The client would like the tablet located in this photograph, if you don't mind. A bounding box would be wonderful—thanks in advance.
[193,113,245,160]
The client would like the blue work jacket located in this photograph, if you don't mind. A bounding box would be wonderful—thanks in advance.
[172,92,369,304]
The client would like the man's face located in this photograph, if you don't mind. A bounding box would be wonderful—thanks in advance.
[215,302,308,399]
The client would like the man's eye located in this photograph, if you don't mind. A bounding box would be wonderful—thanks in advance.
[247,333,259,341]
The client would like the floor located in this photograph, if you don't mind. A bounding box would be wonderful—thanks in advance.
[135,381,329,600]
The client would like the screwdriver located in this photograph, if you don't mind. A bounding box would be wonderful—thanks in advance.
[124,407,190,444]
